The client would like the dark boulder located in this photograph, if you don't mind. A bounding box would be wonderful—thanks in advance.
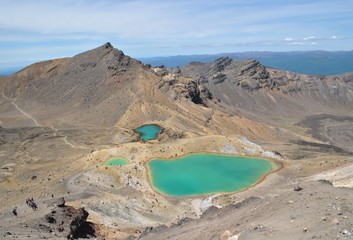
[42,201,95,239]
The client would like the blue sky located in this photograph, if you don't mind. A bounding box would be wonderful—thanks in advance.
[0,0,353,69]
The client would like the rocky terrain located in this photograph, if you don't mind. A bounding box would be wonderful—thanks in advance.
[0,43,352,239]
[2,195,96,239]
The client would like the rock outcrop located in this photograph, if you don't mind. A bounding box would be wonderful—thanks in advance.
[42,198,95,239]
[181,57,353,122]
[184,57,353,94]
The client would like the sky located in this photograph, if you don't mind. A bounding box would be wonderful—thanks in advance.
[0,0,353,70]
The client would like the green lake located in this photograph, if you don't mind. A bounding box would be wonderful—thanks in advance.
[134,124,162,141]
[105,158,128,166]
[148,153,278,197]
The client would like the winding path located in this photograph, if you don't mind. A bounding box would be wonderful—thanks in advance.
[2,91,88,149]
[2,91,41,127]
[11,100,41,127]
[50,126,77,148]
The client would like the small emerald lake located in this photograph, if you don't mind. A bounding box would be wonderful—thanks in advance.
[134,124,162,141]
[148,153,280,197]
[105,158,128,166]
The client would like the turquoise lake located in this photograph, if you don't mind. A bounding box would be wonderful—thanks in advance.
[134,124,162,141]
[148,153,278,197]
[105,158,128,166]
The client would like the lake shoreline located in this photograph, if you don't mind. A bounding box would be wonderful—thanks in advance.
[145,152,284,198]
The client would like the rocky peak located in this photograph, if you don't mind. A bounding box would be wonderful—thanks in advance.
[206,57,233,85]
[238,60,268,78]
[232,60,272,90]
[57,42,137,78]
[104,42,113,49]
[2,43,148,107]
[208,57,233,74]
[154,65,169,76]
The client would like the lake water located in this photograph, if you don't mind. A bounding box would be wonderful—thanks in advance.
[105,158,128,166]
[148,153,279,197]
[134,124,162,141]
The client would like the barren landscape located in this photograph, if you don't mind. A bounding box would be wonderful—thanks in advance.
[1,43,353,240]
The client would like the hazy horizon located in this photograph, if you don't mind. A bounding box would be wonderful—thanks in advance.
[1,49,353,76]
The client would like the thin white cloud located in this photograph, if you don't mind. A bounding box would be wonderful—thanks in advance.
[0,0,352,65]
[1,0,352,41]
[288,41,305,45]
[280,35,351,47]
[284,38,294,42]
[330,35,346,40]
[303,36,316,40]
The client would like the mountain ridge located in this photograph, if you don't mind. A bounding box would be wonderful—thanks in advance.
[2,43,353,128]
[1,43,157,127]
[3,50,353,76]
[161,56,353,124]
[1,43,353,240]
[139,50,353,75]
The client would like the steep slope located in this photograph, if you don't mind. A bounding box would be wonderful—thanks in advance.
[1,44,275,141]
[1,43,155,127]
[155,57,353,155]
[182,57,353,124]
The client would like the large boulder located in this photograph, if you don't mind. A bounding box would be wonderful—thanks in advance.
[42,198,95,239]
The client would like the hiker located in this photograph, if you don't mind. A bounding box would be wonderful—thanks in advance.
[26,198,33,207]
[30,201,38,211]
[12,207,17,216]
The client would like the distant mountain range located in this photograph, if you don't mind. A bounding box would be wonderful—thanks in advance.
[1,50,353,76]
[139,51,353,76]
